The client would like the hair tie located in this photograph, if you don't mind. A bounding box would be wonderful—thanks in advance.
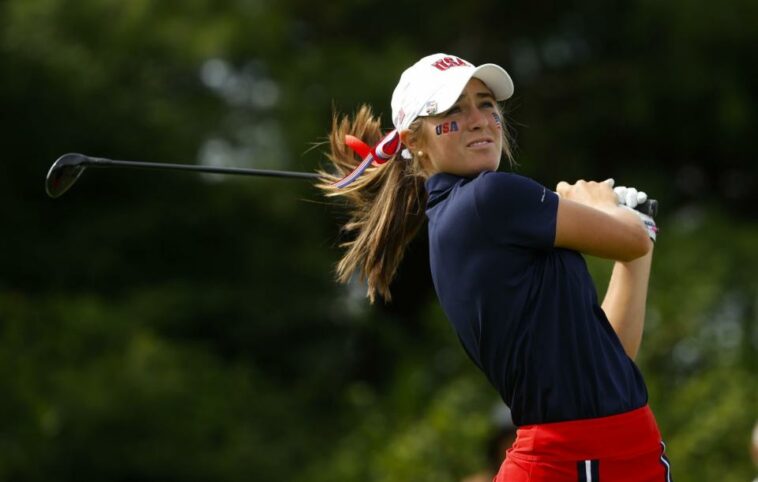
[334,129,402,188]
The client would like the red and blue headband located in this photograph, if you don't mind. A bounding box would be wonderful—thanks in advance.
[332,129,402,188]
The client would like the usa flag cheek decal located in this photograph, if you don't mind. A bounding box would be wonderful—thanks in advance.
[435,121,459,136]
[492,112,502,129]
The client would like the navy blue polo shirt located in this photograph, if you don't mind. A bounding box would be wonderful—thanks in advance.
[425,171,647,426]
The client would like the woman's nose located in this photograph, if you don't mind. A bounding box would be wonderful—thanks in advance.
[466,107,487,129]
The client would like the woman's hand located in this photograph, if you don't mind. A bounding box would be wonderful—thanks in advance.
[553,179,652,261]
[555,179,618,214]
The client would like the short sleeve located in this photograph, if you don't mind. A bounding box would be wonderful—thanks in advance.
[473,171,559,249]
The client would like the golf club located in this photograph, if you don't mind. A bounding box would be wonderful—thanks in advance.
[44,152,658,217]
[45,153,321,199]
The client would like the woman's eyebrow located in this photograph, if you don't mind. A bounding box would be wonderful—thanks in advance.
[455,91,496,102]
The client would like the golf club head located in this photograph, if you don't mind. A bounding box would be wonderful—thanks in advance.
[45,153,90,198]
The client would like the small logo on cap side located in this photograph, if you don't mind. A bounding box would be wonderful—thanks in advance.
[424,101,438,115]
[431,56,472,71]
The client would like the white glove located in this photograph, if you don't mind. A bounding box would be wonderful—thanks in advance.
[623,207,658,242]
[604,179,657,241]
[614,186,648,209]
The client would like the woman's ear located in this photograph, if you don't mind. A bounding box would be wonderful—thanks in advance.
[399,129,415,150]
[400,126,436,175]
[400,127,425,156]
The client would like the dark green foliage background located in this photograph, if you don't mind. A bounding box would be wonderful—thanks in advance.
[1,1,756,480]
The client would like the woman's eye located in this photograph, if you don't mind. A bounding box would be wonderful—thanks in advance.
[481,101,495,109]
[446,105,461,115]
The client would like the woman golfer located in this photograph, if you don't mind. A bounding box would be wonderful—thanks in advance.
[319,53,672,481]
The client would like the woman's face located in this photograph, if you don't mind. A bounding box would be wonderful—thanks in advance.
[418,78,503,177]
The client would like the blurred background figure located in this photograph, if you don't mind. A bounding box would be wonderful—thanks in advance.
[461,404,517,482]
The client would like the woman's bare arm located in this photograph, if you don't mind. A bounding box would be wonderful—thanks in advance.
[601,248,654,359]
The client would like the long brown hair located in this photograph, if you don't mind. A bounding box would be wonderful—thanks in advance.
[317,105,427,303]
[318,103,514,303]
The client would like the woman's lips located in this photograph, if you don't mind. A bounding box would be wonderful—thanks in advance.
[466,138,494,148]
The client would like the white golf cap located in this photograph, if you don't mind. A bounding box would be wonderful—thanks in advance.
[391,53,514,131]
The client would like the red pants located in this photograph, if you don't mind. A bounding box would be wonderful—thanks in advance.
[495,405,673,481]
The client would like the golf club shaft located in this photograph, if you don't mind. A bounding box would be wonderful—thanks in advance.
[48,155,659,217]
[85,156,320,180]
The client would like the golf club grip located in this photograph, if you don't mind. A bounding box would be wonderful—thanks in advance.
[635,199,658,217]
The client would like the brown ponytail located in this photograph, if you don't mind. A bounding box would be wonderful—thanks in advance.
[317,105,427,303]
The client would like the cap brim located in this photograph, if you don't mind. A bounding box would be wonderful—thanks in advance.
[424,63,514,116]
[472,64,514,101]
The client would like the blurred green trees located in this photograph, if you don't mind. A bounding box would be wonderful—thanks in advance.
[1,0,755,481]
